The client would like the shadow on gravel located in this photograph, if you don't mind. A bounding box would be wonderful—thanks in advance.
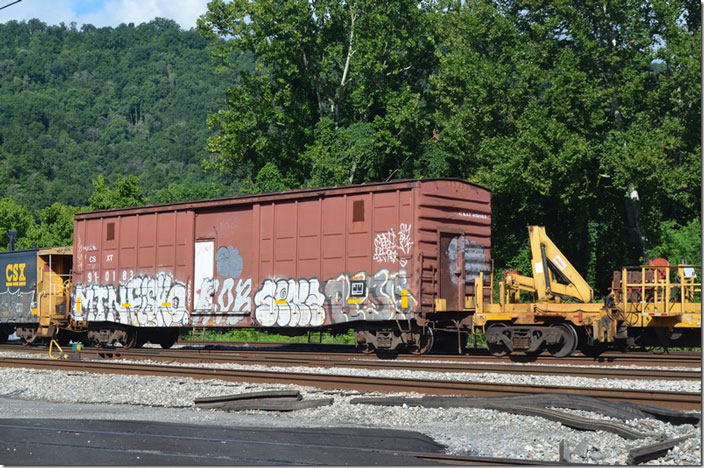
[0,418,445,466]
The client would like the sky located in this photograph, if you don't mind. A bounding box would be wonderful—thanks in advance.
[0,0,211,29]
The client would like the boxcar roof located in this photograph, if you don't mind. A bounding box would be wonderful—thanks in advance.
[38,246,73,255]
[75,178,490,220]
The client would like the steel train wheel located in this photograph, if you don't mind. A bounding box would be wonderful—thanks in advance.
[158,329,180,349]
[408,328,434,355]
[17,327,38,346]
[122,329,138,349]
[546,323,578,357]
[486,323,512,357]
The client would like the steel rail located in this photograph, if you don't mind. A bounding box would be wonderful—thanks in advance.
[0,357,699,411]
[3,341,700,368]
[3,341,702,368]
[406,452,565,465]
[51,349,704,380]
[0,344,699,380]
[176,340,703,367]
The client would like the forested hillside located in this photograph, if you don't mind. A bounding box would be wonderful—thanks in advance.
[0,18,241,209]
[0,1,701,294]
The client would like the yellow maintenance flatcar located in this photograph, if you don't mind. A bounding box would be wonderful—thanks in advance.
[472,226,701,357]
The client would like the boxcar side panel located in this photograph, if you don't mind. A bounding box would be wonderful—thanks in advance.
[316,187,417,327]
[346,193,371,273]
[254,197,326,328]
[249,187,420,329]
[70,178,491,331]
[417,180,491,312]
[0,250,38,323]
[297,198,321,278]
[321,196,345,280]
[259,203,274,279]
[72,211,194,327]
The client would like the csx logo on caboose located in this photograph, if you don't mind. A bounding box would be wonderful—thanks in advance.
[6,263,27,287]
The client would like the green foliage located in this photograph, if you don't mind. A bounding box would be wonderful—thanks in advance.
[0,197,36,250]
[0,18,240,210]
[0,198,80,251]
[26,203,82,248]
[88,175,148,210]
[428,0,701,292]
[151,181,230,204]
[303,118,378,186]
[183,328,357,345]
[195,0,701,293]
[0,3,700,298]
[647,218,702,265]
[198,0,438,187]
[242,162,300,194]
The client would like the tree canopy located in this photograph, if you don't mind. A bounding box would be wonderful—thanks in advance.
[197,0,438,189]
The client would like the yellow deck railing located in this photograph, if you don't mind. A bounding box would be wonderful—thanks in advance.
[617,265,701,316]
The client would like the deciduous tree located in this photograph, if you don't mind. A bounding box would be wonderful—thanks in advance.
[429,0,701,291]
[198,0,438,189]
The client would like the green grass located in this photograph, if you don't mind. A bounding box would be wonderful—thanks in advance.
[182,328,490,349]
[181,328,357,345]
[471,331,486,348]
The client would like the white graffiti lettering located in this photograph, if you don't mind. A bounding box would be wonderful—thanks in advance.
[373,223,413,267]
[193,277,252,326]
[253,278,325,327]
[0,288,36,320]
[324,269,415,322]
[72,272,187,327]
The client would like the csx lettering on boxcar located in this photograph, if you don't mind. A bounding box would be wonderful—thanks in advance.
[5,263,27,287]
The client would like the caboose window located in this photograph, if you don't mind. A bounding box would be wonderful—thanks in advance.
[106,222,115,241]
[353,200,364,222]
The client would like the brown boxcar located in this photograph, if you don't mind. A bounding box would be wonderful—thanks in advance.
[71,178,490,351]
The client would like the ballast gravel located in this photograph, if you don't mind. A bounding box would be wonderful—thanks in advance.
[0,365,700,465]
[0,350,699,393]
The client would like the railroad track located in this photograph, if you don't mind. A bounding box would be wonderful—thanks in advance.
[4,340,700,369]
[0,356,700,411]
[176,340,703,367]
[407,452,564,465]
[0,344,700,381]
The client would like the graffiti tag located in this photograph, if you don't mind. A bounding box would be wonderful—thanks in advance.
[0,289,36,320]
[324,269,415,322]
[253,278,325,327]
[447,236,490,284]
[72,272,188,327]
[373,223,413,267]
